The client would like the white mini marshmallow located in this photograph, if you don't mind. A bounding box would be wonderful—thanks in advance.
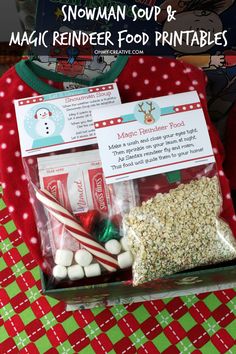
[53,265,67,280]
[105,239,121,255]
[68,264,84,281]
[75,249,93,267]
[120,237,130,251]
[55,249,73,267]
[84,263,101,278]
[118,251,133,269]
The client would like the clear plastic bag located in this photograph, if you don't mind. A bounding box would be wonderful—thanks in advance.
[124,163,236,286]
[23,146,236,287]
[23,147,138,283]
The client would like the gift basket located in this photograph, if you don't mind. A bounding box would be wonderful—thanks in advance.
[13,83,236,293]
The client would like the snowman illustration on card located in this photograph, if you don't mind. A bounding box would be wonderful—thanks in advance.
[25,103,65,148]
[35,108,56,137]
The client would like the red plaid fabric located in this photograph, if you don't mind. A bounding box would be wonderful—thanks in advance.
[1,194,236,353]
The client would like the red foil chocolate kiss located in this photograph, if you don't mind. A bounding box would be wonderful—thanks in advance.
[78,210,100,233]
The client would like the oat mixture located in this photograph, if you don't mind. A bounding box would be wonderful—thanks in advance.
[125,176,236,286]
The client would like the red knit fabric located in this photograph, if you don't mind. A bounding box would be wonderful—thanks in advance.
[0,56,235,271]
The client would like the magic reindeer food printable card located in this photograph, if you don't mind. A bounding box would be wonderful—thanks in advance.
[92,91,215,184]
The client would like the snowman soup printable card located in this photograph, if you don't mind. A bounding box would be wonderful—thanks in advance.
[14,84,120,157]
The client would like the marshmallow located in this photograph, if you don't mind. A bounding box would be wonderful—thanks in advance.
[118,251,133,269]
[120,237,130,251]
[55,249,73,267]
[105,239,121,255]
[84,263,101,278]
[53,265,67,280]
[68,264,84,281]
[75,249,93,267]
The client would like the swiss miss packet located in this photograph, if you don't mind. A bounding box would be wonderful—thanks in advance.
[14,83,136,283]
[92,91,236,286]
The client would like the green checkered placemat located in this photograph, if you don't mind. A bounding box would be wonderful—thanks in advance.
[1,193,236,353]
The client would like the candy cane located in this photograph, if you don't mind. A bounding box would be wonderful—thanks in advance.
[36,189,118,272]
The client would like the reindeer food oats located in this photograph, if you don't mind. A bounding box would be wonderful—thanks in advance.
[125,176,236,286]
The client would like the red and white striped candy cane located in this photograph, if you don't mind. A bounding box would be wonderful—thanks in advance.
[36,189,118,272]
